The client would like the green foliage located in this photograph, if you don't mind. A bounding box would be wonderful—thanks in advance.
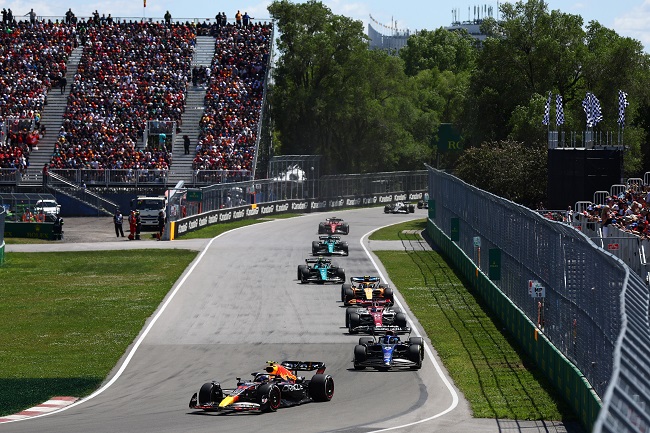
[399,28,477,76]
[454,140,547,207]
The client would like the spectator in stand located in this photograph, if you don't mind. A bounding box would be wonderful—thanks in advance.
[25,8,36,25]
[235,10,242,28]
[243,12,250,28]
[164,10,172,25]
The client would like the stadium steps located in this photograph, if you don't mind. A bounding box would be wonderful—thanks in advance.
[168,35,216,186]
[22,45,84,187]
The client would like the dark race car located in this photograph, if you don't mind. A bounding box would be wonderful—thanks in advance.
[189,361,334,413]
[384,202,415,214]
[318,217,350,235]
[298,257,346,284]
[312,235,349,256]
[353,331,424,371]
[340,276,394,306]
[345,299,410,334]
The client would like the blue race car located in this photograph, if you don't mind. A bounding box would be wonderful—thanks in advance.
[312,235,349,256]
[297,257,345,284]
[353,331,424,370]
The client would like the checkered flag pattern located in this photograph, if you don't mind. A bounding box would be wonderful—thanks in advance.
[542,91,551,126]
[618,90,629,126]
[556,94,564,126]
[582,92,603,128]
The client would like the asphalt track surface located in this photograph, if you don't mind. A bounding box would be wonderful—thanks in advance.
[3,209,580,433]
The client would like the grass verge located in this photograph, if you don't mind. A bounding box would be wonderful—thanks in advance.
[0,249,197,416]
[369,218,427,240]
[374,247,575,420]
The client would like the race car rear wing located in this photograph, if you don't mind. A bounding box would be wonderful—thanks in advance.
[318,235,341,241]
[350,276,380,284]
[281,361,327,374]
[306,258,332,264]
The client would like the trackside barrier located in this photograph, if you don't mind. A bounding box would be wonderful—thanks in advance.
[170,192,426,239]
[426,218,601,430]
[0,208,5,265]
[425,164,650,433]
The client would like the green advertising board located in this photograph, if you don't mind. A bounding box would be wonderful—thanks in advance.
[450,217,460,241]
[489,248,501,280]
[186,189,203,202]
[436,123,462,152]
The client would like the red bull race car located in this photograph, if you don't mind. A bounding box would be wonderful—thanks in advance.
[318,217,350,235]
[341,276,394,305]
[345,299,410,334]
[189,361,334,413]
[298,257,346,284]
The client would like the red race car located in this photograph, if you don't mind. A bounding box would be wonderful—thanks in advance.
[318,217,349,235]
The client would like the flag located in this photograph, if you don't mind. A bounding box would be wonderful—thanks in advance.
[542,91,551,126]
[582,92,603,128]
[556,94,564,126]
[618,90,629,126]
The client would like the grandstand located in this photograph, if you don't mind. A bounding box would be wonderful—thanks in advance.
[0,16,273,210]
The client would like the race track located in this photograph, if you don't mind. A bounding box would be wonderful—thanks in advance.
[2,208,475,433]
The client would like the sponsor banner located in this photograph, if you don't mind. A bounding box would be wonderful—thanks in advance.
[172,191,427,238]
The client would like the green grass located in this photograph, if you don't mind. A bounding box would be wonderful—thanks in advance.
[369,218,427,240]
[0,249,197,416]
[374,246,575,421]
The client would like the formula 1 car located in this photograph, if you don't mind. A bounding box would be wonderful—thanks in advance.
[312,235,349,256]
[189,361,334,413]
[384,202,415,214]
[298,257,346,284]
[345,299,410,334]
[341,276,394,306]
[353,331,424,371]
[318,217,350,235]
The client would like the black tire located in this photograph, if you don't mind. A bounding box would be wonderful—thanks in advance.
[417,201,423,209]
[341,283,351,302]
[348,313,360,334]
[257,383,281,412]
[408,205,415,213]
[359,336,374,346]
[300,267,310,284]
[308,374,334,402]
[384,287,394,304]
[336,268,345,281]
[343,287,354,305]
[198,382,223,406]
[318,223,326,234]
[384,205,390,213]
[407,344,423,369]
[341,242,349,255]
[342,223,349,234]
[353,345,367,370]
[297,265,307,280]
[395,312,407,328]
[408,336,423,346]
[312,241,320,255]
[392,307,402,314]
[345,307,357,327]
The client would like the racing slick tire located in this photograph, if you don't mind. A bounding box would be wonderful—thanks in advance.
[408,336,423,346]
[407,344,424,369]
[312,241,320,255]
[359,337,374,346]
[318,223,326,234]
[341,242,349,255]
[309,374,334,402]
[298,265,308,280]
[348,313,360,334]
[384,205,390,214]
[335,268,345,281]
[408,204,415,213]
[353,345,367,370]
[341,223,349,234]
[383,287,395,304]
[343,287,355,305]
[345,307,357,327]
[341,283,352,302]
[257,383,282,412]
[395,312,408,328]
[197,382,223,406]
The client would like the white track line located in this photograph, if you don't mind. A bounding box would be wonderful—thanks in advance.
[360,224,459,432]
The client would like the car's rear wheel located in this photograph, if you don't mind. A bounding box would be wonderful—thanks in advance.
[309,374,334,402]
[257,384,281,412]
[341,283,351,302]
[395,312,407,328]
[353,345,367,370]
[359,337,374,346]
[408,344,423,369]
[312,241,320,255]
[345,307,356,327]
[297,265,307,280]
[343,287,354,305]
[342,223,349,234]
[409,336,423,346]
[341,242,349,255]
[318,223,326,234]
[335,268,345,281]
[384,287,394,304]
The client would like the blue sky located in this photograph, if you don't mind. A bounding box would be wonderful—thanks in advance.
[2,0,649,50]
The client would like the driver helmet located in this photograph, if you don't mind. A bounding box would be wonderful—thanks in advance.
[255,374,269,383]
[383,330,396,344]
